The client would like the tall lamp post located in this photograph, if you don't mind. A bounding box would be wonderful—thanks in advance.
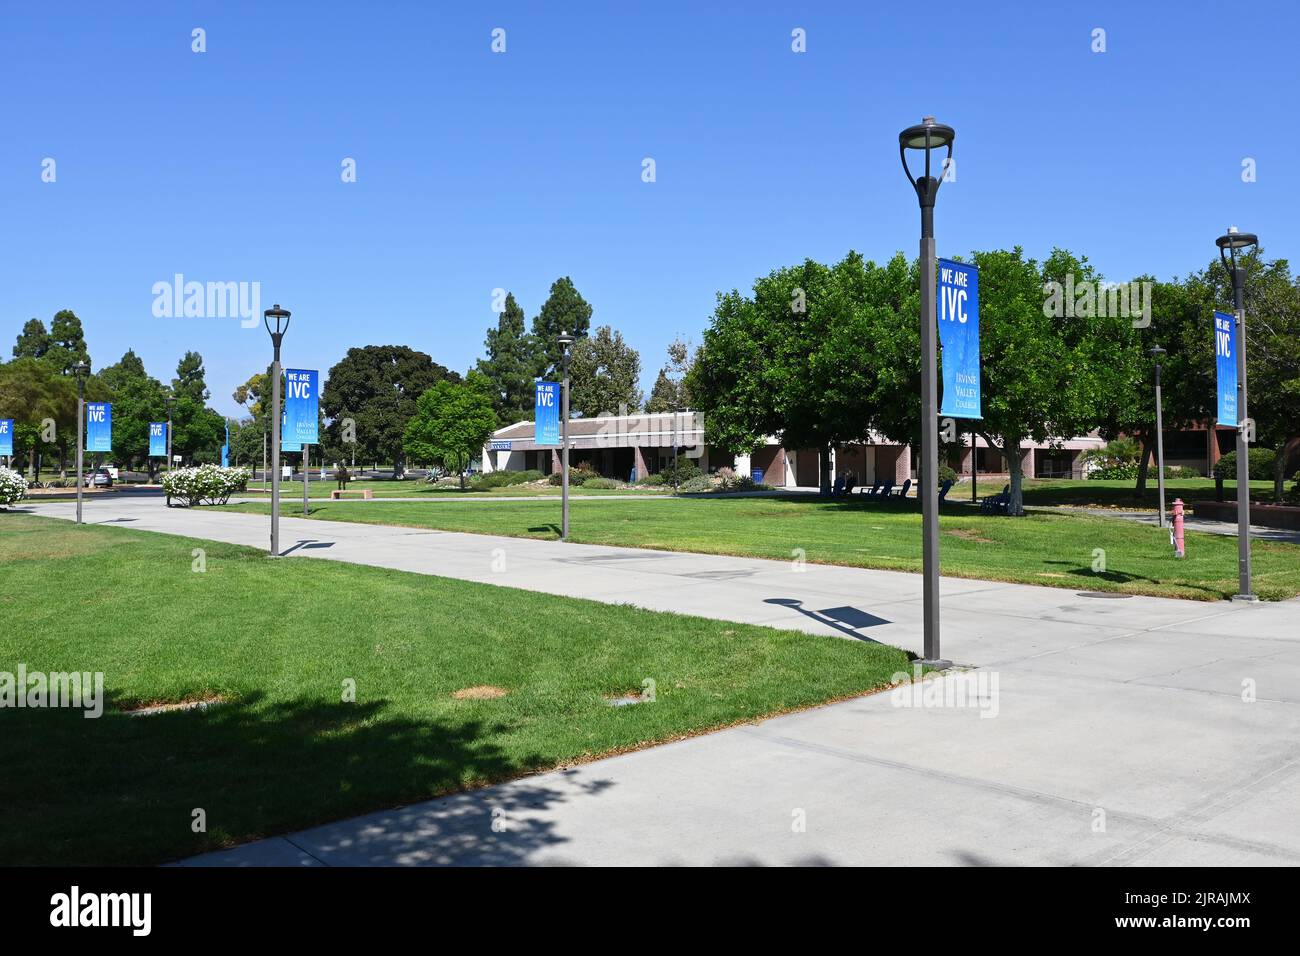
[264,304,292,557]
[165,395,176,473]
[71,360,89,524]
[899,116,954,669]
[1148,346,1168,527]
[557,331,574,540]
[1216,227,1258,601]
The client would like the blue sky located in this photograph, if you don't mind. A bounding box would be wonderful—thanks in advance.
[2,1,1294,418]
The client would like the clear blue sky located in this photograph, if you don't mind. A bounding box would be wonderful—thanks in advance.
[2,1,1294,418]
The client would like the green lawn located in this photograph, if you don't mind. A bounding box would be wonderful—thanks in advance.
[1019,477,1279,510]
[238,478,667,499]
[219,494,1300,601]
[0,512,910,866]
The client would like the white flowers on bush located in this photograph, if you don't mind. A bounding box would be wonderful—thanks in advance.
[161,465,250,506]
[0,467,27,508]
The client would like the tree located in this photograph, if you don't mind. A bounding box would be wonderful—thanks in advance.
[0,359,67,478]
[873,247,1139,515]
[172,351,210,403]
[12,319,51,360]
[645,338,694,413]
[403,372,498,490]
[476,292,535,424]
[531,277,592,380]
[42,310,90,375]
[689,252,891,493]
[569,325,643,417]
[100,350,168,477]
[322,345,460,476]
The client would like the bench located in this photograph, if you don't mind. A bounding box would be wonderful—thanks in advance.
[330,489,374,500]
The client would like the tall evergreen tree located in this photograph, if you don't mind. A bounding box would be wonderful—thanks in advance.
[476,292,535,423]
[12,318,51,360]
[43,310,89,374]
[569,325,643,417]
[531,277,592,380]
[172,350,210,402]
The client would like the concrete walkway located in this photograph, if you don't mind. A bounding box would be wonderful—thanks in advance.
[22,495,1300,866]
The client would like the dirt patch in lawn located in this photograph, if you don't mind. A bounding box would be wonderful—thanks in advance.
[452,685,508,700]
[122,695,225,717]
[946,529,994,544]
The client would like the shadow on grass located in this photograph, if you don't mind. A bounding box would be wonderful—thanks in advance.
[1040,560,1225,599]
[0,689,594,867]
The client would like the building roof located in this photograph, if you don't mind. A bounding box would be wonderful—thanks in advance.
[492,410,705,451]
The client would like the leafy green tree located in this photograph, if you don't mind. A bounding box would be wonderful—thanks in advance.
[12,319,51,360]
[0,359,67,478]
[531,277,592,380]
[644,370,679,414]
[100,350,168,477]
[689,252,891,493]
[569,325,643,417]
[42,310,90,375]
[645,338,694,413]
[403,371,498,490]
[322,345,460,475]
[172,351,210,403]
[476,292,536,423]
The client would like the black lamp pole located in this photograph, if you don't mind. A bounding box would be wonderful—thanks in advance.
[1148,346,1167,527]
[1216,227,1258,601]
[264,304,292,557]
[899,116,955,669]
[72,360,89,524]
[558,331,574,540]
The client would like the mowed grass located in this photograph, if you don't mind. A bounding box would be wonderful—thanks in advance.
[239,478,665,499]
[220,494,1300,601]
[0,512,910,866]
[1019,477,1279,510]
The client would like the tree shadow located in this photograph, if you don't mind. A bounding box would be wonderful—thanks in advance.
[1040,560,1223,598]
[0,689,598,867]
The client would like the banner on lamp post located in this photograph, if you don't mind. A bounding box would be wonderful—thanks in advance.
[0,419,13,457]
[282,369,319,447]
[85,403,112,452]
[938,258,981,419]
[148,422,167,458]
[534,381,560,446]
[1214,310,1238,427]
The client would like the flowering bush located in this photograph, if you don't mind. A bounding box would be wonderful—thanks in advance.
[0,467,27,508]
[161,465,250,507]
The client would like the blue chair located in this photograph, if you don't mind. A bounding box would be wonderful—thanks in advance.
[858,479,883,498]
[937,478,954,502]
[892,478,912,499]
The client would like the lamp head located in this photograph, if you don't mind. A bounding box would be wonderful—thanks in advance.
[557,331,575,350]
[1147,345,1166,359]
[899,116,955,213]
[70,360,90,378]
[1216,226,1258,275]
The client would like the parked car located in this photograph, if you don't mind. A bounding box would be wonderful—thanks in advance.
[86,467,114,488]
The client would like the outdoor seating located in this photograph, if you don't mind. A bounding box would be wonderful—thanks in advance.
[980,483,1011,515]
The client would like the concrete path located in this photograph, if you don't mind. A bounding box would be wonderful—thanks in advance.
[21,495,1300,866]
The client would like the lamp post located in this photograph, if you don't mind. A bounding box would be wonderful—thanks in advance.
[557,331,574,540]
[899,116,954,669]
[165,395,175,473]
[1216,227,1259,601]
[71,360,89,524]
[264,304,292,557]
[1149,346,1168,527]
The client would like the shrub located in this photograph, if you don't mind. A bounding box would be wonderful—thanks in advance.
[161,465,250,507]
[546,465,599,487]
[677,475,716,494]
[469,469,542,491]
[636,473,666,487]
[582,477,620,490]
[937,464,957,486]
[1286,472,1300,506]
[658,459,701,487]
[1088,462,1140,480]
[1214,448,1277,481]
[0,467,27,508]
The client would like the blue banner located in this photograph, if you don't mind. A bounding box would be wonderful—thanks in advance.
[280,411,300,453]
[534,381,560,446]
[85,403,112,452]
[1214,310,1238,427]
[148,422,167,458]
[938,258,981,419]
[283,369,319,447]
[221,420,230,467]
[0,419,12,457]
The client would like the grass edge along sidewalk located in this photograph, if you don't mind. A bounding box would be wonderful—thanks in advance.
[0,512,912,866]
[216,495,1300,602]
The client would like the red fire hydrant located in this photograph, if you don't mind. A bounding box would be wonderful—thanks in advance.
[1172,498,1185,559]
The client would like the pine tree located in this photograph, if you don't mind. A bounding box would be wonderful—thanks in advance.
[476,292,535,423]
[531,277,592,380]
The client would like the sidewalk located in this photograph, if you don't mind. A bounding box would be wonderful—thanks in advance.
[23,496,1300,866]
